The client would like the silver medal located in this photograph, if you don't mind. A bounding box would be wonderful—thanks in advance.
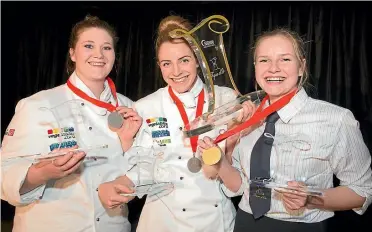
[108,111,124,129]
[187,157,202,173]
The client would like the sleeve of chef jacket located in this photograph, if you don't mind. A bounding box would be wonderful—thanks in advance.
[1,97,52,206]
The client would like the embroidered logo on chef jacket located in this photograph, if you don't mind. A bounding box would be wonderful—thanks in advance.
[47,127,75,139]
[49,140,78,151]
[146,117,171,146]
[47,127,77,151]
[5,129,15,136]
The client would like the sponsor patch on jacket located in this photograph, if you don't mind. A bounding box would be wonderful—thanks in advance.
[5,129,15,136]
[47,127,75,139]
[49,140,77,151]
[146,117,171,146]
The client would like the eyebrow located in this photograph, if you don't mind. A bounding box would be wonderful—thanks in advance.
[82,40,112,45]
[160,55,192,63]
[256,53,294,58]
[279,53,294,56]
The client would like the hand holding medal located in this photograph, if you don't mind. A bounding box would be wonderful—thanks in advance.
[199,89,298,175]
[111,106,143,139]
[67,77,142,136]
[197,136,223,179]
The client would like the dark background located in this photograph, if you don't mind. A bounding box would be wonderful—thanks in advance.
[1,1,371,231]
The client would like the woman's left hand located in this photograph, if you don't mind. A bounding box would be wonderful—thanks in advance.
[114,106,143,140]
[198,136,223,180]
[277,181,309,210]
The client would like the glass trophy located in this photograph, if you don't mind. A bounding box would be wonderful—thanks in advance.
[3,99,110,163]
[121,146,175,202]
[237,131,325,197]
[169,15,266,138]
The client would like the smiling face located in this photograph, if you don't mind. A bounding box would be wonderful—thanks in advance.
[69,27,115,82]
[158,40,198,93]
[254,35,305,103]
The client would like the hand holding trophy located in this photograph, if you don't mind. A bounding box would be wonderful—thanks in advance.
[169,15,325,197]
[2,99,110,163]
[169,15,266,170]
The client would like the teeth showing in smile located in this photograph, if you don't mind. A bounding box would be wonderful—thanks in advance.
[172,76,188,83]
[89,62,105,66]
[266,77,284,82]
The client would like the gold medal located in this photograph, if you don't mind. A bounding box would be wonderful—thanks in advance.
[202,146,222,165]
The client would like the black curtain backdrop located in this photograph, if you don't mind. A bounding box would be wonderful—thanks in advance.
[1,1,371,231]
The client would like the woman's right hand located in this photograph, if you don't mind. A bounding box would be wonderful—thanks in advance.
[33,145,86,181]
[20,145,86,194]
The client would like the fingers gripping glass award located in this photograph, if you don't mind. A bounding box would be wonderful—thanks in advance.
[3,99,110,163]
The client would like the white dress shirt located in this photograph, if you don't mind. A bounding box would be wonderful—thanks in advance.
[222,88,372,222]
[125,77,239,232]
[1,72,132,232]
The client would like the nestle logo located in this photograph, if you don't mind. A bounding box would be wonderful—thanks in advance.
[201,39,215,48]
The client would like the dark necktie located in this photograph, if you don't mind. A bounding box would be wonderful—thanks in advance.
[249,111,280,219]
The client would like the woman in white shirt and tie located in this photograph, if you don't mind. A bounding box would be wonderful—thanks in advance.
[198,28,372,232]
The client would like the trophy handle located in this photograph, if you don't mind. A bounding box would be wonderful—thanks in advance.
[169,15,242,114]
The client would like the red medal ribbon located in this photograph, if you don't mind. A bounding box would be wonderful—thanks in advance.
[213,89,297,144]
[168,86,205,153]
[67,77,119,112]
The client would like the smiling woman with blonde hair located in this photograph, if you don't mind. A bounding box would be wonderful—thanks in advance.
[98,14,256,232]
[198,27,372,232]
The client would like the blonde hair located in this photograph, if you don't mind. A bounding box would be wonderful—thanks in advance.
[253,28,308,88]
[155,15,193,60]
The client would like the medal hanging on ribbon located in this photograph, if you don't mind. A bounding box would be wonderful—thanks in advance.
[168,86,205,173]
[67,77,123,131]
[201,89,298,165]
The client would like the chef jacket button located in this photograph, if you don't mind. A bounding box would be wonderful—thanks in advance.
[96,188,98,191]
[178,156,181,159]
[215,204,218,207]
[81,102,85,106]
[96,218,100,221]
[179,127,183,131]
[89,126,92,130]
[182,208,186,212]
[180,177,184,180]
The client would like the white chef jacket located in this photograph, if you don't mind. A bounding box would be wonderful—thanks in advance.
[125,77,238,232]
[1,72,132,232]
